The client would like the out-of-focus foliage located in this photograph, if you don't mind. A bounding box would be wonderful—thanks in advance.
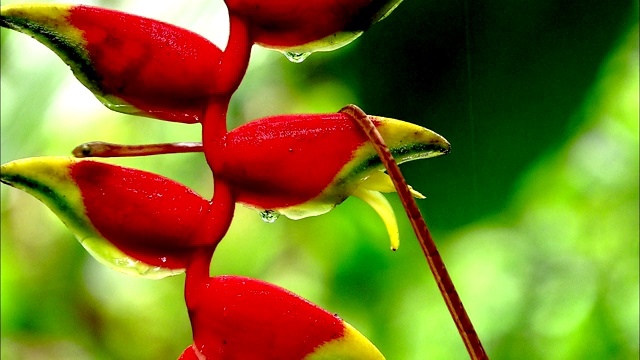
[1,0,638,359]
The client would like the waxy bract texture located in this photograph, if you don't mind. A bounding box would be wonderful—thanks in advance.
[187,275,385,360]
[0,4,228,123]
[217,112,450,249]
[0,157,210,278]
[225,0,403,54]
[220,112,448,212]
[0,0,448,358]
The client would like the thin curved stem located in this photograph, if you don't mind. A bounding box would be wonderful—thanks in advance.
[340,104,488,360]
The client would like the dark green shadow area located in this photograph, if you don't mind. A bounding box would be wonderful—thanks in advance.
[291,0,636,229]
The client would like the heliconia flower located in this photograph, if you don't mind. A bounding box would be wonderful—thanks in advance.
[186,275,385,360]
[225,0,403,61]
[0,157,215,279]
[0,4,239,123]
[213,112,450,250]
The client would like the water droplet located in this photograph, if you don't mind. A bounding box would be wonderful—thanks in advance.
[259,209,281,223]
[283,51,311,63]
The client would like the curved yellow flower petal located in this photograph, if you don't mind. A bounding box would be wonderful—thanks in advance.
[352,187,399,251]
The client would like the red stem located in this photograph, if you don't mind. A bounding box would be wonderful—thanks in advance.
[184,247,215,311]
[217,14,252,95]
[189,15,244,290]
[340,105,488,360]
[201,98,231,169]
[184,178,236,311]
[201,14,252,167]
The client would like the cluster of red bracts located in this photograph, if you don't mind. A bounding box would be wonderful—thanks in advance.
[1,2,450,359]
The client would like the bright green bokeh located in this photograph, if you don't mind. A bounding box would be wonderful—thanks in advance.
[1,0,638,359]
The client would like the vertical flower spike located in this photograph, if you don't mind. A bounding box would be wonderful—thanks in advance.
[187,275,385,359]
[225,0,403,61]
[0,157,216,278]
[214,112,449,250]
[0,4,241,123]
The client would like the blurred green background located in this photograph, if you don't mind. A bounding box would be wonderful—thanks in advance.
[1,0,638,359]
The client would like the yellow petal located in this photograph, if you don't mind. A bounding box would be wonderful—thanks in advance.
[360,171,426,199]
[352,188,399,251]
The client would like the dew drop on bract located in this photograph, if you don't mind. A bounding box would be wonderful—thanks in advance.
[283,51,311,63]
[259,209,281,223]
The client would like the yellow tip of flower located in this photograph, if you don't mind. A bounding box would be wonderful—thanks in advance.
[305,322,386,359]
[352,187,399,251]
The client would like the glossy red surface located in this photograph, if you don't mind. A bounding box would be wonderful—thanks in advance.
[188,275,345,359]
[225,0,373,48]
[1,3,404,359]
[68,6,231,123]
[71,160,210,269]
[218,113,373,209]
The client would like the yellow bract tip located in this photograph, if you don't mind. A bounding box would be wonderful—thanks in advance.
[304,321,385,359]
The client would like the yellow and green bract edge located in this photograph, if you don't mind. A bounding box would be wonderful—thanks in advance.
[270,0,405,56]
[0,157,184,279]
[0,4,142,115]
[278,116,450,251]
[305,322,386,359]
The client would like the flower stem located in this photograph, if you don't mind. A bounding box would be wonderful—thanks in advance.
[216,14,252,94]
[184,247,215,311]
[340,104,488,360]
[184,178,236,310]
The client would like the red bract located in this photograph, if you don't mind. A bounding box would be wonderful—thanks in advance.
[217,113,365,208]
[213,111,449,250]
[0,1,480,359]
[217,112,448,211]
[71,160,217,269]
[0,157,233,277]
[186,275,384,359]
[225,0,403,58]
[0,4,250,123]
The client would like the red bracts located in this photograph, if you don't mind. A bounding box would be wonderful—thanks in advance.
[0,1,451,359]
